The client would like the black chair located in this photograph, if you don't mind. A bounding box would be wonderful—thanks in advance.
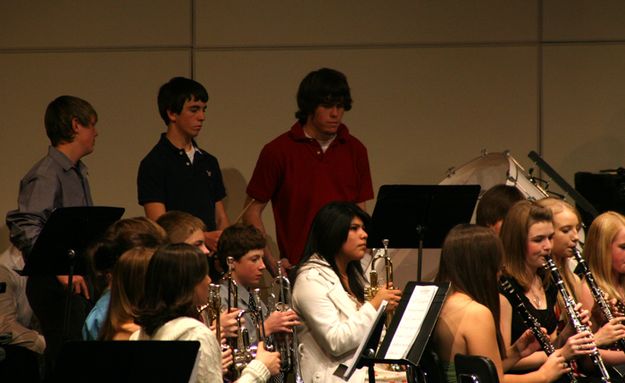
[417,348,445,383]
[455,354,499,383]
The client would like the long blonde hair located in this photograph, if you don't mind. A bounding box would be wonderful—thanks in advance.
[536,198,581,300]
[584,211,625,302]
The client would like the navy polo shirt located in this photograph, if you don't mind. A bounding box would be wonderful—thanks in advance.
[137,133,226,231]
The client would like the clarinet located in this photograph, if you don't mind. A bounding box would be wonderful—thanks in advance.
[500,279,578,383]
[572,247,625,352]
[544,254,612,382]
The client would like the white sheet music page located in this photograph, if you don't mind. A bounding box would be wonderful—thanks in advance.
[383,284,438,360]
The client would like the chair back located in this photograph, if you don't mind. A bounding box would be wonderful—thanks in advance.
[454,354,499,383]
[410,347,445,383]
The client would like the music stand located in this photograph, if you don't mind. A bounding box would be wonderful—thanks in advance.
[22,206,125,337]
[52,341,200,383]
[335,282,450,383]
[367,185,480,281]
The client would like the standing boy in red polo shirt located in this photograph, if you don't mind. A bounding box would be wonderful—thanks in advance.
[243,68,374,275]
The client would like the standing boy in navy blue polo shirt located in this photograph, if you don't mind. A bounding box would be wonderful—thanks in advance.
[137,77,229,251]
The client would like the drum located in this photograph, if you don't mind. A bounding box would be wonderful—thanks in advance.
[439,150,548,200]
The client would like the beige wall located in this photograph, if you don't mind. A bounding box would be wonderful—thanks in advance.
[2,1,625,274]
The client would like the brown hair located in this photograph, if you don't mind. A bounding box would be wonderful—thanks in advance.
[45,95,98,146]
[99,247,155,340]
[217,223,266,268]
[156,210,206,243]
[476,184,525,227]
[135,243,208,336]
[436,224,507,358]
[499,200,553,289]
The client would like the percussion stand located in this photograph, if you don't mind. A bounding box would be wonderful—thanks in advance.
[528,150,599,219]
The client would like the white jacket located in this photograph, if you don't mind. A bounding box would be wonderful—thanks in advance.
[130,316,270,383]
[292,256,377,383]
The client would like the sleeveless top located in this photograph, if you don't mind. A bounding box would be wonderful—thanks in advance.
[441,361,457,383]
[499,275,558,343]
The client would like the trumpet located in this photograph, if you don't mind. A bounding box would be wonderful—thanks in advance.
[364,239,393,301]
[197,283,223,339]
[223,256,240,380]
[231,289,275,377]
[268,259,304,382]
[364,239,401,372]
[232,309,254,376]
[225,256,239,312]
[544,254,611,382]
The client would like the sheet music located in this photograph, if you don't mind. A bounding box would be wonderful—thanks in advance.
[337,300,388,380]
[383,285,438,360]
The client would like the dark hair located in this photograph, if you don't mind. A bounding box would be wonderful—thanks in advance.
[476,184,525,227]
[295,201,369,301]
[295,68,353,124]
[135,243,208,336]
[45,95,97,146]
[499,200,553,289]
[435,224,506,358]
[92,217,167,274]
[157,77,208,126]
[216,223,266,270]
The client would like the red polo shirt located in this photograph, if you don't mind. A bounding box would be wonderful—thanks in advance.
[247,122,374,265]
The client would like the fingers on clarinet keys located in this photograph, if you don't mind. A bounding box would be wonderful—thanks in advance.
[573,341,596,354]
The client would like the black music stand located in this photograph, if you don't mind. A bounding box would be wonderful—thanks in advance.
[367,185,480,281]
[335,282,450,383]
[22,206,124,337]
[52,341,200,383]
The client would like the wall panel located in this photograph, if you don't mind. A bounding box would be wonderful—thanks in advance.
[544,0,625,41]
[0,1,191,48]
[542,44,625,196]
[196,0,538,46]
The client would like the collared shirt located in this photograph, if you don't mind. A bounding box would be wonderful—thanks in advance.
[6,146,93,255]
[246,122,373,265]
[219,282,269,345]
[137,133,226,231]
[82,288,111,341]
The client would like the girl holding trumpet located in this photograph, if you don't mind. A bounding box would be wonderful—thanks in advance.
[131,243,281,382]
[292,201,401,383]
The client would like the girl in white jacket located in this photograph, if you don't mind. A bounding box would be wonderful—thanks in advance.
[292,202,401,383]
[131,243,280,382]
